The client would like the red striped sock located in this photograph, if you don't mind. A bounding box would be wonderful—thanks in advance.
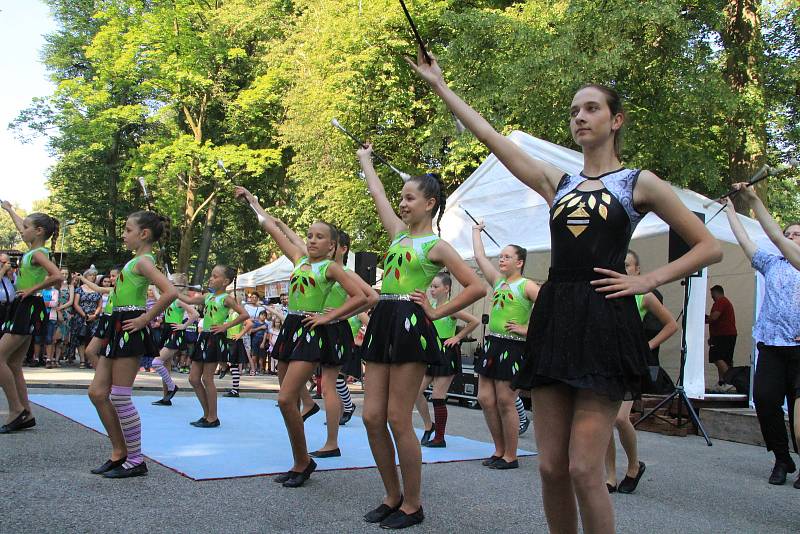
[432,398,447,442]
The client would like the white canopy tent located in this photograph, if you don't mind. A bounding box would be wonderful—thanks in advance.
[439,131,776,399]
[230,255,294,290]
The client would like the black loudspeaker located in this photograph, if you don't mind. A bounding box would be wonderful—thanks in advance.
[668,211,706,262]
[354,252,378,285]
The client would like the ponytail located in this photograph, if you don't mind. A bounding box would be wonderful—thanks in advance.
[408,173,446,236]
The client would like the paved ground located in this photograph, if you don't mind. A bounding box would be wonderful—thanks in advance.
[0,382,797,533]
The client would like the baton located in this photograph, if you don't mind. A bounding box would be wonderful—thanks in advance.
[331,119,411,182]
[460,205,500,248]
[398,0,431,64]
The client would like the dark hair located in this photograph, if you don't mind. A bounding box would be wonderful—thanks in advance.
[130,210,171,268]
[216,264,238,297]
[508,244,527,274]
[578,84,625,160]
[407,173,446,235]
[626,249,640,267]
[434,271,452,298]
[710,285,724,294]
[337,229,351,264]
[28,212,59,250]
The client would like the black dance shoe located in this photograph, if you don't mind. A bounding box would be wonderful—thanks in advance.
[364,497,403,523]
[419,427,434,446]
[339,408,355,425]
[152,399,172,406]
[103,462,148,479]
[606,483,617,493]
[794,474,800,489]
[282,459,316,488]
[195,418,220,428]
[490,459,519,470]
[301,404,320,422]
[274,471,298,484]
[223,390,240,398]
[379,507,424,529]
[218,365,229,379]
[423,438,446,448]
[768,460,796,485]
[519,416,530,436]
[617,461,646,493]
[309,448,341,458]
[481,455,501,467]
[165,385,179,402]
[189,417,208,427]
[0,410,31,434]
[17,416,36,430]
[91,457,127,475]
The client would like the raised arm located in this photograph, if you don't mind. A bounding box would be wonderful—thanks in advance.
[234,186,305,263]
[1,200,26,235]
[722,196,757,260]
[274,218,308,258]
[593,171,722,298]
[732,182,800,268]
[77,275,113,294]
[178,292,206,306]
[405,49,563,204]
[642,293,678,351]
[472,222,501,286]
[357,145,406,239]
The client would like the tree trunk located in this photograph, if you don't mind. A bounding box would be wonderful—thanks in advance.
[720,0,768,210]
[177,158,199,273]
[192,194,218,286]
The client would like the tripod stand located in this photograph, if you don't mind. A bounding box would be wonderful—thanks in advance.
[634,275,713,446]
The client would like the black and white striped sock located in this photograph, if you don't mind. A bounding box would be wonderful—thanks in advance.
[336,376,354,412]
[231,365,240,392]
[515,396,528,428]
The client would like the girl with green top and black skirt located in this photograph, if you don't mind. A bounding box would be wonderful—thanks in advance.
[86,211,177,478]
[356,144,484,529]
[222,307,253,398]
[414,272,479,449]
[472,223,539,469]
[77,267,119,369]
[0,202,63,434]
[178,265,248,428]
[235,186,366,489]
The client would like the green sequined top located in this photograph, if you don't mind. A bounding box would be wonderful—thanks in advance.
[202,292,229,330]
[635,294,646,321]
[488,277,534,337]
[227,309,243,339]
[381,232,442,295]
[111,254,155,308]
[432,300,457,339]
[102,292,115,314]
[164,300,185,324]
[288,257,334,313]
[15,247,50,291]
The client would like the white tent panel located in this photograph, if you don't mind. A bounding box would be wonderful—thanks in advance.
[232,255,294,289]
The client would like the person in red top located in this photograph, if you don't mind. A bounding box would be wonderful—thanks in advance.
[705,285,738,392]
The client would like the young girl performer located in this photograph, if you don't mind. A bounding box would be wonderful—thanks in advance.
[78,267,120,371]
[223,306,253,398]
[471,224,538,468]
[0,202,62,433]
[407,48,721,533]
[235,186,366,487]
[178,265,248,427]
[86,211,177,477]
[605,250,677,493]
[357,145,484,529]
[152,273,199,405]
[723,187,800,488]
[415,272,479,448]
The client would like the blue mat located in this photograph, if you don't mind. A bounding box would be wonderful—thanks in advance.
[29,394,535,480]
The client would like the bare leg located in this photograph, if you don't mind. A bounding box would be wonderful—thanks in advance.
[414,375,434,431]
[277,360,316,471]
[387,362,428,514]
[615,400,639,478]
[362,362,401,507]
[568,389,621,534]
[605,432,617,487]
[88,357,124,460]
[85,336,108,370]
[496,379,520,462]
[0,334,30,422]
[188,361,207,418]
[7,337,33,416]
[477,376,504,458]
[318,365,343,451]
[202,363,219,422]
[533,383,578,534]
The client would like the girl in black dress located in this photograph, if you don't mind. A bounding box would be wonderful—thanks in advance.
[408,48,721,533]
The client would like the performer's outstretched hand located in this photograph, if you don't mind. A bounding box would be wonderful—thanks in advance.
[590,267,655,299]
[405,45,444,86]
[234,185,257,207]
[356,143,373,160]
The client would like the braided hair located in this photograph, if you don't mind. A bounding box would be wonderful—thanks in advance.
[337,229,351,265]
[130,210,171,269]
[408,173,446,235]
[27,213,59,250]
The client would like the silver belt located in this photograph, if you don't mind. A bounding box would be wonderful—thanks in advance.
[113,306,146,312]
[287,309,323,317]
[379,294,413,301]
[487,332,526,342]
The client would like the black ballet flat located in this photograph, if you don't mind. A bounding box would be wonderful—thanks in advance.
[420,427,434,446]
[189,417,207,427]
[301,404,320,422]
[423,438,446,448]
[103,462,148,479]
[617,461,646,493]
[490,459,519,470]
[17,417,36,430]
[91,457,127,475]
[339,408,355,425]
[165,385,179,402]
[607,483,617,493]
[152,399,172,406]
[364,496,403,523]
[274,471,298,484]
[282,458,316,488]
[309,448,341,458]
[481,455,501,467]
[0,410,30,434]
[194,418,220,428]
[379,507,424,529]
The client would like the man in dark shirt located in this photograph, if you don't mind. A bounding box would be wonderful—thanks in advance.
[705,285,738,392]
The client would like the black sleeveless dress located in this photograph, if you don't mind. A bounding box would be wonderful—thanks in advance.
[513,168,651,401]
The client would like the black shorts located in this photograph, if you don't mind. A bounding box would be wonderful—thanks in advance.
[709,335,737,365]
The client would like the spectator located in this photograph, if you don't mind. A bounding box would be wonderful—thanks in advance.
[0,253,16,340]
[70,268,102,369]
[705,285,737,393]
[39,285,59,368]
[54,269,75,365]
[250,310,270,375]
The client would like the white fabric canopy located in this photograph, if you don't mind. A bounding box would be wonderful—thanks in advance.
[439,130,776,399]
[232,255,294,288]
